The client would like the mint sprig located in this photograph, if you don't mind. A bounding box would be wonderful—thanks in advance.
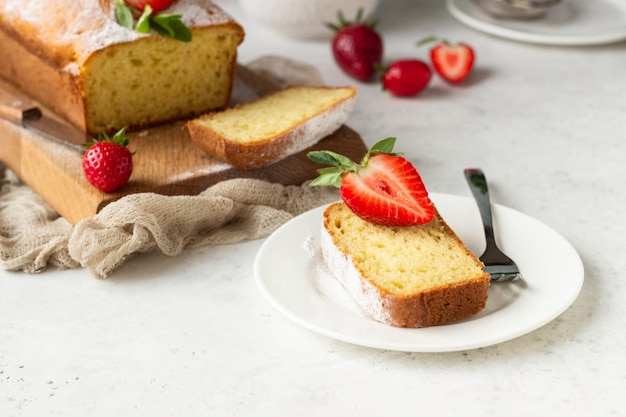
[150,12,192,41]
[307,137,400,187]
[115,0,134,29]
[135,6,152,33]
[114,0,192,42]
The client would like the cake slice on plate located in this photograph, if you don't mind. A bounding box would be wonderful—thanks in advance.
[308,138,490,328]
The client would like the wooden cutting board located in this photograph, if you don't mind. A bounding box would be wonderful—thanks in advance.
[0,80,367,225]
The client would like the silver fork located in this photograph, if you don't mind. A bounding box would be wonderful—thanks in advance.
[464,168,523,282]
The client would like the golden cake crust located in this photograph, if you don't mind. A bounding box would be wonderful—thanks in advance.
[0,0,244,134]
[187,86,357,170]
[372,276,491,328]
[0,0,237,69]
[321,202,490,328]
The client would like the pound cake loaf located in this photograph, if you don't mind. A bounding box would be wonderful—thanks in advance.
[0,0,244,134]
[187,85,357,170]
[321,202,490,328]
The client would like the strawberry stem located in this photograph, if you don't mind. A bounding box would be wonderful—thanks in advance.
[326,7,378,31]
[85,127,131,149]
[416,35,440,47]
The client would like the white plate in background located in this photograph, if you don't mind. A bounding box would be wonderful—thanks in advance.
[447,0,626,45]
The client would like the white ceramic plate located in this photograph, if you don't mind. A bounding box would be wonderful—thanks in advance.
[254,193,584,352]
[447,0,626,45]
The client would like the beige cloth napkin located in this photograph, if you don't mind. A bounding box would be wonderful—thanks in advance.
[0,168,78,272]
[68,179,337,278]
[0,56,339,278]
[0,169,337,278]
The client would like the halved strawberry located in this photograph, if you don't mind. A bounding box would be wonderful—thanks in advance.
[429,41,475,83]
[308,138,434,226]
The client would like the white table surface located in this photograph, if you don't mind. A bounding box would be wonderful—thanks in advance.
[2,0,625,415]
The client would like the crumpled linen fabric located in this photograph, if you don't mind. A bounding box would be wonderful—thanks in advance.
[1,167,338,278]
[0,168,79,273]
[67,178,337,278]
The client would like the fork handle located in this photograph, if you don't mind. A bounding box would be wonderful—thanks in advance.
[464,168,496,243]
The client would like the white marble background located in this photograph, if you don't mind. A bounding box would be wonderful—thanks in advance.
[1,0,625,415]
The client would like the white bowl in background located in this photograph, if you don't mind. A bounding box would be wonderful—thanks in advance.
[239,0,381,39]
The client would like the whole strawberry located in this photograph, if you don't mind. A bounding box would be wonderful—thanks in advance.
[327,9,383,81]
[82,128,134,193]
[308,137,434,226]
[379,59,432,97]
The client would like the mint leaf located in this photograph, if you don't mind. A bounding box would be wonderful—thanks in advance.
[136,5,153,34]
[113,1,192,42]
[307,150,356,170]
[151,14,192,42]
[307,138,407,189]
[309,168,344,187]
[370,137,396,154]
[307,150,340,166]
[114,0,134,29]
[307,150,358,188]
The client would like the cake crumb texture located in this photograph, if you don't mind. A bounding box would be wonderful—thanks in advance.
[188,85,356,169]
[0,0,244,134]
[321,202,490,327]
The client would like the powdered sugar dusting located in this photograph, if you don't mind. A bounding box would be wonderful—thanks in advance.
[303,234,316,257]
[270,93,356,164]
[319,223,394,325]
[169,3,234,27]
[2,1,141,59]
[305,232,367,318]
[1,0,238,63]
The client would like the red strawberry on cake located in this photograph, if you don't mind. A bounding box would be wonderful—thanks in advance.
[308,138,490,328]
[309,137,434,225]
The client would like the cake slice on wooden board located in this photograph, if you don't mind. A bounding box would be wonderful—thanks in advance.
[308,138,490,328]
[0,61,367,226]
[187,85,357,170]
[0,0,244,134]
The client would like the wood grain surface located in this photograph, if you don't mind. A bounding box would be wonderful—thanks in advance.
[0,79,367,225]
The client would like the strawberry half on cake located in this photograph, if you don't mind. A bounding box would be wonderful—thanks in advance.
[308,138,490,328]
